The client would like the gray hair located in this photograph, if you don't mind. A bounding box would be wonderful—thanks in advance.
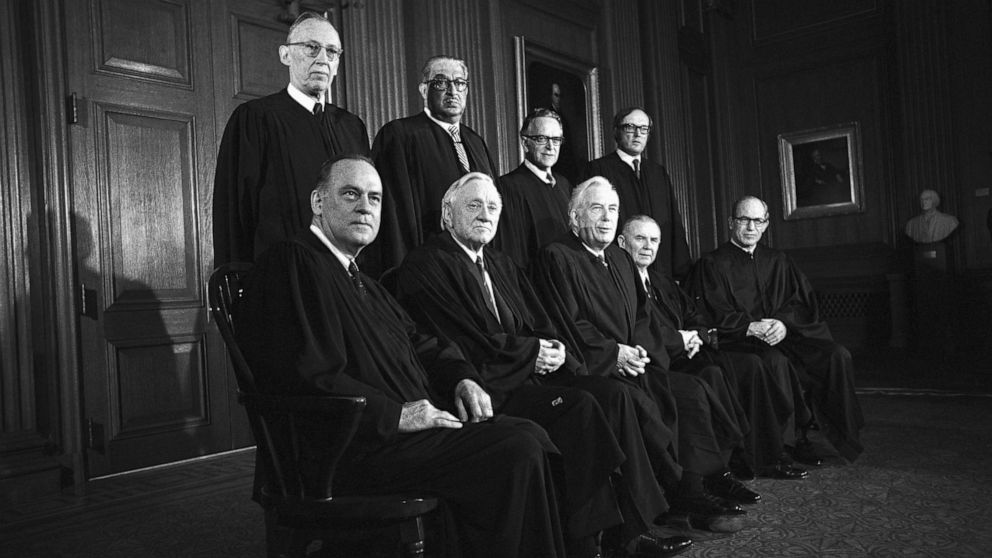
[439,172,499,231]
[421,55,469,83]
[567,176,615,233]
[286,12,335,43]
[731,195,769,218]
[621,214,659,237]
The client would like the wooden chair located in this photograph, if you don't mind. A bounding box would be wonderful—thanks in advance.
[208,263,439,558]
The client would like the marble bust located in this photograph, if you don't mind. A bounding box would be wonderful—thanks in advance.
[905,190,959,243]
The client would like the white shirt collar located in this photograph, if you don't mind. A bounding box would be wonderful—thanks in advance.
[637,267,649,284]
[730,239,756,255]
[523,159,554,183]
[287,83,324,112]
[580,240,606,259]
[425,108,459,132]
[309,224,355,270]
[449,231,485,262]
[615,149,640,171]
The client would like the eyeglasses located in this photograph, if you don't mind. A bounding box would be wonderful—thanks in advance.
[733,216,769,227]
[522,135,564,147]
[284,42,343,61]
[425,77,470,92]
[619,123,651,135]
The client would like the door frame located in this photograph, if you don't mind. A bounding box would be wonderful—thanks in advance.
[30,0,88,493]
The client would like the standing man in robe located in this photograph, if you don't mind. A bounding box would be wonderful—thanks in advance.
[212,12,370,265]
[494,109,572,272]
[534,177,752,533]
[237,154,566,558]
[395,173,693,558]
[687,196,865,464]
[581,108,691,281]
[368,55,497,276]
[618,215,810,481]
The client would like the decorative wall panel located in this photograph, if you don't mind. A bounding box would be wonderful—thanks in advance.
[94,0,192,87]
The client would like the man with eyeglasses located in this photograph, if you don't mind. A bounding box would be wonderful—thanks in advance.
[493,109,572,272]
[581,108,692,281]
[368,55,497,277]
[687,196,865,466]
[212,12,370,266]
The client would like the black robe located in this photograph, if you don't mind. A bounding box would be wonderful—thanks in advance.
[581,152,692,280]
[534,233,742,478]
[493,164,573,273]
[395,232,671,542]
[212,89,370,265]
[687,241,865,461]
[237,231,565,558]
[645,268,808,469]
[367,112,497,276]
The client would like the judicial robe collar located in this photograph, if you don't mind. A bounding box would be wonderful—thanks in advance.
[577,236,607,261]
[424,108,460,134]
[730,238,757,256]
[615,148,641,173]
[287,82,326,112]
[449,230,485,263]
[309,224,356,271]
[522,159,555,185]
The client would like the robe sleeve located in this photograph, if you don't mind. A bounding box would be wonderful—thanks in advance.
[534,246,620,377]
[685,255,755,342]
[213,104,264,265]
[370,123,421,275]
[767,255,834,341]
[395,249,540,402]
[239,243,408,445]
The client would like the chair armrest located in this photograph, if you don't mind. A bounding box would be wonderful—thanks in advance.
[238,392,368,501]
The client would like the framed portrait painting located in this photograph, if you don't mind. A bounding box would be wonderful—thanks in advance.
[514,36,602,183]
[778,122,864,220]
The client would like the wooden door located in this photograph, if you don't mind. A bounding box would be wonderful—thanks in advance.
[66,0,238,477]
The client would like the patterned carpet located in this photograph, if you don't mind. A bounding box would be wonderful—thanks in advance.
[3,392,991,557]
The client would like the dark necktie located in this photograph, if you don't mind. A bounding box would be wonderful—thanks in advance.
[348,260,366,297]
[633,158,641,179]
[448,125,470,174]
[546,171,556,188]
[475,256,500,323]
[644,275,655,300]
[313,102,323,118]
[596,254,608,268]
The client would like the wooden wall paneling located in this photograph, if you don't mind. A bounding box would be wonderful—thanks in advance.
[947,1,992,270]
[750,0,877,43]
[342,0,408,143]
[500,0,600,172]
[0,0,63,507]
[406,0,501,169]
[638,0,700,257]
[894,1,959,263]
[705,0,751,243]
[754,54,888,250]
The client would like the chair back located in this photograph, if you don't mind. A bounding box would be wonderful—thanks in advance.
[207,262,257,393]
[207,263,366,502]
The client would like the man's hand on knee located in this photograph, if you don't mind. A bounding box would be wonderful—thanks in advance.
[399,399,464,432]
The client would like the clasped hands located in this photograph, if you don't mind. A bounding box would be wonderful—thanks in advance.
[679,330,703,359]
[616,344,650,377]
[534,339,566,376]
[398,379,493,433]
[747,318,787,346]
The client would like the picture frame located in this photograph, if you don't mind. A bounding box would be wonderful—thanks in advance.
[778,121,864,220]
[513,36,602,184]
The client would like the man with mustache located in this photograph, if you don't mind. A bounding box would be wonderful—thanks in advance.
[367,55,497,276]
[580,108,691,281]
[237,155,567,558]
[212,12,370,265]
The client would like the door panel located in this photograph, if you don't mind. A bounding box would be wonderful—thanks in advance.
[67,0,237,477]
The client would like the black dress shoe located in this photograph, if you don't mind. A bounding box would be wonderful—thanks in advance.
[666,492,746,533]
[705,471,761,504]
[624,534,692,557]
[728,453,756,481]
[790,438,823,466]
[757,462,808,480]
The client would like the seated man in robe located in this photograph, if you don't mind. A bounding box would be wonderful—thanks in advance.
[533,177,751,533]
[395,173,693,558]
[236,154,565,558]
[618,215,810,481]
[687,196,865,464]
